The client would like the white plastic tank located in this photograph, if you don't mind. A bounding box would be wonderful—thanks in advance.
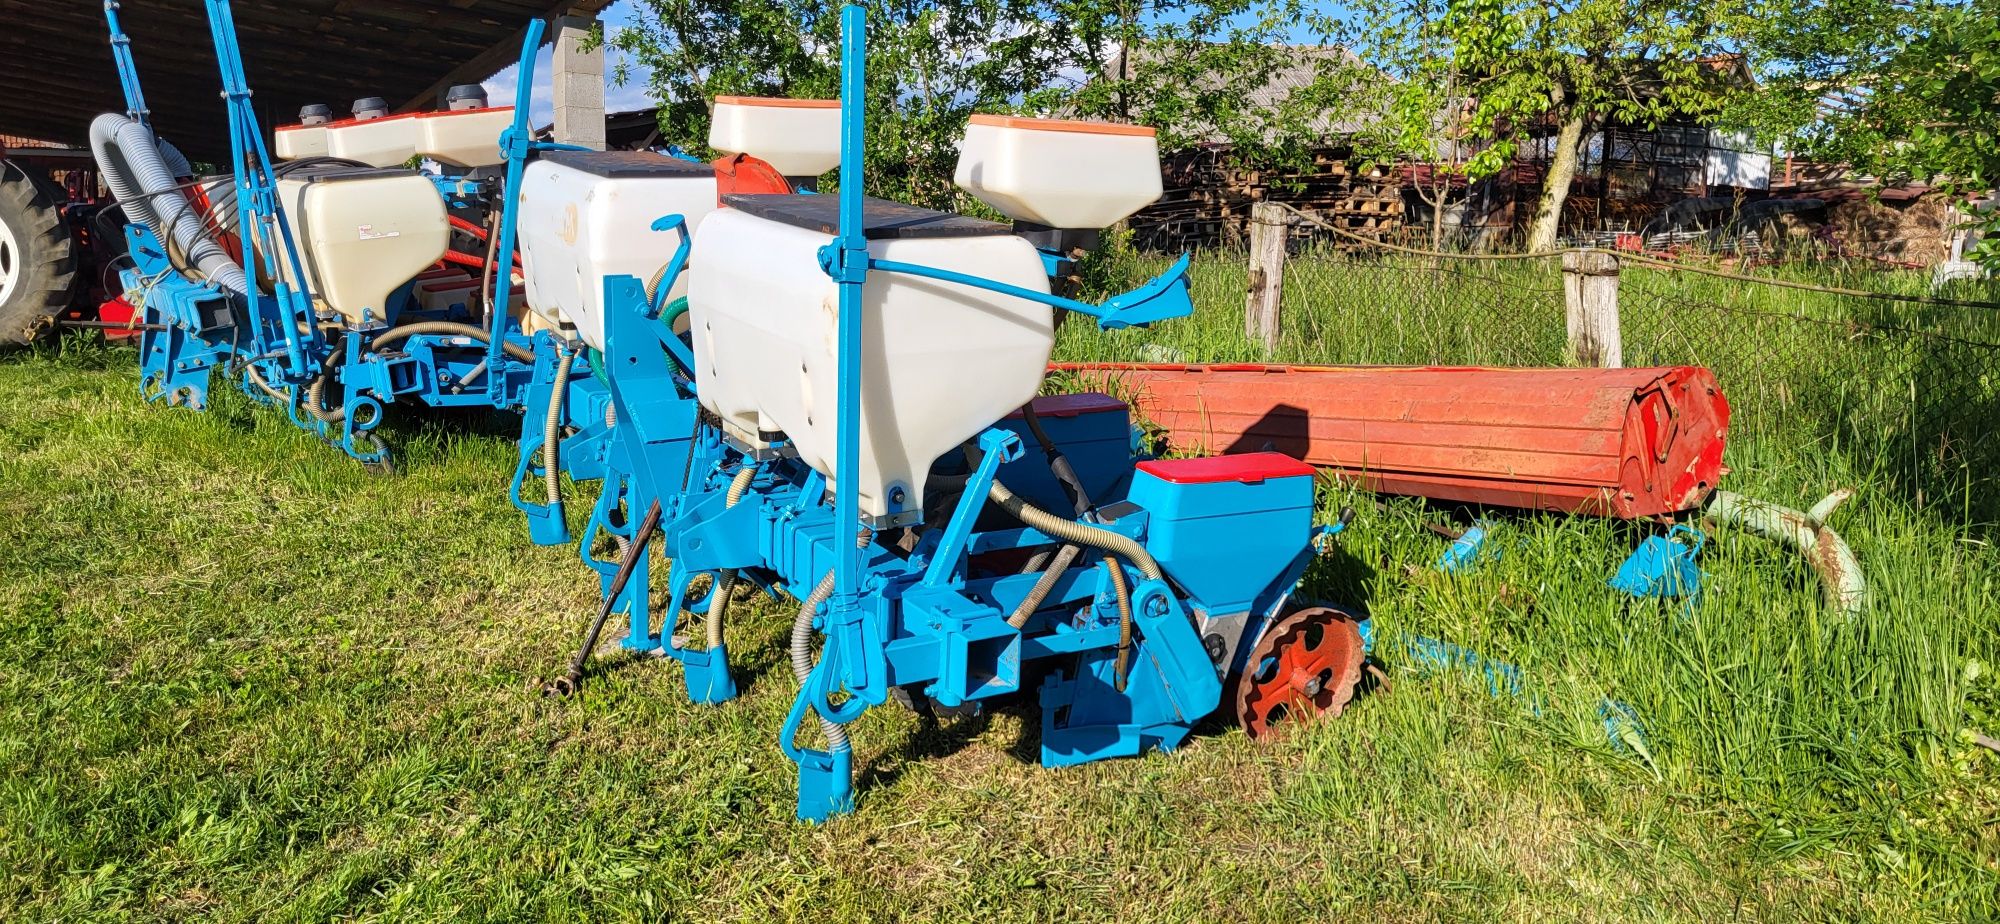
[689,195,1055,521]
[516,151,720,348]
[415,108,513,168]
[707,97,842,178]
[266,176,323,302]
[954,115,1162,229]
[274,123,328,160]
[326,113,421,167]
[293,168,448,327]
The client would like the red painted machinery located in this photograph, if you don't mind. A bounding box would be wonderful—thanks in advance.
[1056,363,1730,519]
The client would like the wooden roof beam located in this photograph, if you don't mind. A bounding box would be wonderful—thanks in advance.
[396,0,616,112]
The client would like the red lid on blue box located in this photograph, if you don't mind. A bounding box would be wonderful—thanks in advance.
[1136,452,1315,485]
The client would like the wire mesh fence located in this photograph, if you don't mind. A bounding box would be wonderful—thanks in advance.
[1619,265,2000,521]
[1064,219,2000,524]
[1278,249,1567,367]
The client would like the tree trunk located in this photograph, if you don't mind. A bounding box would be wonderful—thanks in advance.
[1527,109,1587,252]
[1429,180,1446,255]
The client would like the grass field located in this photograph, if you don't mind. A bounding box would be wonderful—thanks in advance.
[2,254,1998,921]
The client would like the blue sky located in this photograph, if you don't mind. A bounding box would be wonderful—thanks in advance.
[481,0,654,126]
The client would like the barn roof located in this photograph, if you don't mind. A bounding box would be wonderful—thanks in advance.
[0,0,611,161]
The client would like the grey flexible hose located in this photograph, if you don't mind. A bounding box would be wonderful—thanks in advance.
[367,322,537,363]
[543,342,571,506]
[158,138,194,180]
[89,113,249,296]
[789,530,872,752]
[704,466,757,651]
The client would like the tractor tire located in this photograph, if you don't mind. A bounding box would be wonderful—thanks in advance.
[0,163,77,346]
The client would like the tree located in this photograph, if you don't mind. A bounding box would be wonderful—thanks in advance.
[1444,0,1746,251]
[1732,0,2000,266]
[601,0,1319,209]
[1324,0,1477,253]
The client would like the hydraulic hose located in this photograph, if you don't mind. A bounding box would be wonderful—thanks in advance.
[367,322,536,363]
[987,478,1162,582]
[1021,402,1092,516]
[704,466,758,651]
[543,342,571,506]
[1104,555,1134,691]
[789,530,873,752]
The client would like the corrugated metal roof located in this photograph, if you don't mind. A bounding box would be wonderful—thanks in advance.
[1106,43,1388,144]
[0,0,609,161]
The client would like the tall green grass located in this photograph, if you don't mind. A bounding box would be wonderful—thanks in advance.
[1057,246,2000,914]
[1063,246,2000,523]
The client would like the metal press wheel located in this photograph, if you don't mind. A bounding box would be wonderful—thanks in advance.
[1231,604,1366,739]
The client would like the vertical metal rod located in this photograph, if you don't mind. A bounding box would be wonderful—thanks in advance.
[831,2,869,611]
[103,2,149,123]
[486,18,547,402]
[203,0,316,378]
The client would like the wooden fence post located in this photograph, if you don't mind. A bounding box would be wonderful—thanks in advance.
[1562,250,1622,367]
[1246,202,1287,351]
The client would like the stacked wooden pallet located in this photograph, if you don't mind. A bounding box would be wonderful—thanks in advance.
[1127,145,1408,252]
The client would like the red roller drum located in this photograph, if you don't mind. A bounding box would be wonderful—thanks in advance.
[1055,363,1730,519]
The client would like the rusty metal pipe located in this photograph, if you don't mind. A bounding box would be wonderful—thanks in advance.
[1704,489,1867,617]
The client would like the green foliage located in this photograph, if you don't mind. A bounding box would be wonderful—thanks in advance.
[1736,0,1999,188]
[603,0,1324,207]
[1734,0,2000,266]
[1441,0,1743,179]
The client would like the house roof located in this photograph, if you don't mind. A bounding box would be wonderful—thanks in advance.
[0,0,612,161]
[1105,43,1388,145]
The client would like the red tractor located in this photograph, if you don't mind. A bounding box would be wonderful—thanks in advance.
[0,141,97,346]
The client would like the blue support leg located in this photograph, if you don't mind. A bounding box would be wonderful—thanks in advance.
[512,334,572,545]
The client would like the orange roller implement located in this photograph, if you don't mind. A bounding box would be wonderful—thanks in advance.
[1056,363,1730,519]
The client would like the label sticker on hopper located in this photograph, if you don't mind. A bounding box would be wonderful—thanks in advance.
[357,224,401,240]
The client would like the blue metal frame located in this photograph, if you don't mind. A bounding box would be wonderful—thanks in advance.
[203,0,319,382]
[106,2,552,473]
[105,1,1353,824]
[103,1,149,123]
[485,18,590,406]
[558,3,1322,822]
